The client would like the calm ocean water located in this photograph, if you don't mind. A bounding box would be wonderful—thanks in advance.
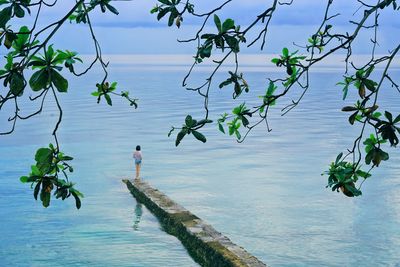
[0,59,399,266]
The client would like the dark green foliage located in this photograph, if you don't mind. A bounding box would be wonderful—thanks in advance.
[1,54,26,96]
[271,48,306,81]
[325,153,370,197]
[195,15,243,61]
[259,82,277,113]
[332,64,399,195]
[0,0,137,210]
[0,0,31,28]
[27,45,83,92]
[91,81,138,107]
[232,103,251,127]
[1,0,399,209]
[225,103,252,140]
[151,0,193,28]
[217,113,228,134]
[173,115,212,146]
[90,0,119,14]
[20,144,83,209]
[363,134,389,167]
[57,50,83,72]
[69,0,119,24]
[337,67,377,100]
[376,111,400,146]
[219,71,249,99]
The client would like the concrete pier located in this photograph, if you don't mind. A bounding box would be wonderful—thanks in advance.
[122,179,267,267]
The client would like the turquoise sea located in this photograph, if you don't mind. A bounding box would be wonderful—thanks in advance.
[0,57,399,266]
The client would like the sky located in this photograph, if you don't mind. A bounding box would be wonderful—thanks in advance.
[6,0,400,55]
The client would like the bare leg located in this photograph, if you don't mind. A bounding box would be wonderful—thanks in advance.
[135,164,139,179]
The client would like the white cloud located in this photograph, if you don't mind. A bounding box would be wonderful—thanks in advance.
[3,0,399,55]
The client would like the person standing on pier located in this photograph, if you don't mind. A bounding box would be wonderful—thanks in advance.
[133,145,142,179]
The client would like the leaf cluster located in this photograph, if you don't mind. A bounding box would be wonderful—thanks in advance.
[151,0,191,28]
[325,153,371,197]
[172,115,212,146]
[91,81,118,106]
[219,71,249,98]
[0,0,31,28]
[271,47,305,77]
[20,144,83,209]
[337,67,377,100]
[69,0,119,24]
[28,45,73,93]
[196,15,243,61]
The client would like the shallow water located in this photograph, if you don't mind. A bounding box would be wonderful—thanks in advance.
[0,61,399,266]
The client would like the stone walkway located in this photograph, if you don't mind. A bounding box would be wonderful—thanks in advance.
[123,179,267,267]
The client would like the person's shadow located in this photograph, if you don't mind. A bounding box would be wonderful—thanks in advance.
[132,203,143,231]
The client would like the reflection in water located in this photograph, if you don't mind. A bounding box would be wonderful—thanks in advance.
[132,203,143,231]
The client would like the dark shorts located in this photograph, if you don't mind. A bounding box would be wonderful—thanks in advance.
[135,159,142,165]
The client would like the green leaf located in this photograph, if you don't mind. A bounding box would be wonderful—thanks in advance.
[10,73,25,96]
[335,152,343,164]
[192,130,206,143]
[366,148,389,166]
[348,111,358,125]
[104,93,112,106]
[240,116,249,127]
[51,69,68,92]
[218,123,225,134]
[233,105,241,115]
[379,149,389,161]
[222,18,235,32]
[196,119,213,126]
[271,58,280,64]
[282,47,289,57]
[46,45,54,61]
[14,4,25,18]
[20,176,29,183]
[355,169,371,179]
[61,155,73,161]
[167,9,176,26]
[150,6,159,14]
[363,79,376,91]
[35,148,53,173]
[13,26,30,50]
[235,129,241,140]
[0,7,12,28]
[266,81,276,96]
[175,129,187,146]
[185,115,194,127]
[40,190,51,208]
[33,181,41,200]
[199,43,212,58]
[341,106,358,112]
[71,191,82,209]
[385,111,393,122]
[31,165,41,176]
[35,148,52,163]
[105,3,119,15]
[157,7,169,20]
[228,125,235,135]
[29,69,49,91]
[4,31,17,49]
[225,36,239,52]
[214,14,221,32]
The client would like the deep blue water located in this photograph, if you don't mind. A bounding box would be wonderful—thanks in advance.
[0,62,400,266]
